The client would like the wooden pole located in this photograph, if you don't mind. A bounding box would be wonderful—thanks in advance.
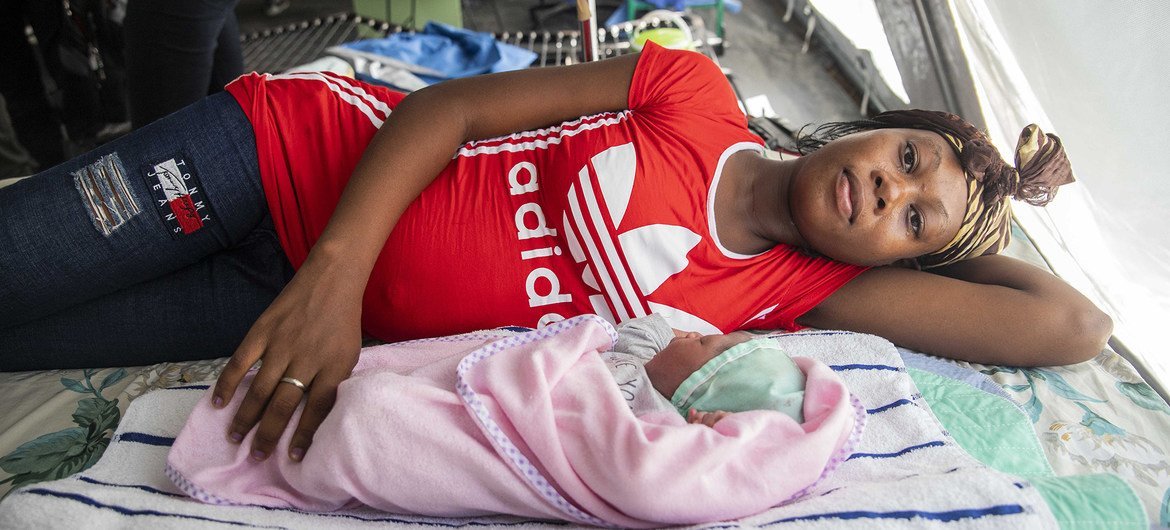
[577,0,599,62]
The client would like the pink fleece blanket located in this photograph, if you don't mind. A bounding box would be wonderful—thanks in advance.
[167,315,862,527]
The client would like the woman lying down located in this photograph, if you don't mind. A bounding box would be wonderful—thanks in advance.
[166,314,861,526]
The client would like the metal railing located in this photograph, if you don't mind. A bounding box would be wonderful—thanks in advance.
[241,12,722,74]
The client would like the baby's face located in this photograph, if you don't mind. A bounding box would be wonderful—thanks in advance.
[661,330,755,367]
[644,330,755,399]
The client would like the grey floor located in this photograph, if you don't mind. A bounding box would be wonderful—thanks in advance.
[235,0,863,130]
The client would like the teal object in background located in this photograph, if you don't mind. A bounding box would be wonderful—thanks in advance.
[608,0,739,38]
[352,0,462,30]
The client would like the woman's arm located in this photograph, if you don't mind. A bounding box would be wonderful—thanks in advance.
[797,254,1112,366]
[212,54,641,462]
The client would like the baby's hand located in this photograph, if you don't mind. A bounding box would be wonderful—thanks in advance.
[687,409,731,428]
[672,328,701,340]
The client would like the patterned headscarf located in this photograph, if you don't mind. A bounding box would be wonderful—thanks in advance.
[864,110,1075,268]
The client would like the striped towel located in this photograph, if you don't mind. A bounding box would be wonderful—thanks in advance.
[0,329,1060,529]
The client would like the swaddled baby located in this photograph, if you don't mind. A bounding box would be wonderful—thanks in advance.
[605,314,807,426]
[168,314,857,526]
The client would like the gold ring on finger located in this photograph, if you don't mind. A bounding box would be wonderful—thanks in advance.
[279,376,307,391]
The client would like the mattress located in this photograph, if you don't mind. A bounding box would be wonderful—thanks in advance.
[2,313,1167,527]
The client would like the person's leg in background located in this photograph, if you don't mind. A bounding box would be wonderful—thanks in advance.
[23,0,119,150]
[0,92,291,370]
[0,94,38,181]
[123,0,243,129]
[0,0,66,169]
[209,8,245,94]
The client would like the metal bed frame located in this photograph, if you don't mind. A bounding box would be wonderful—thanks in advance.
[240,12,724,74]
[239,12,793,149]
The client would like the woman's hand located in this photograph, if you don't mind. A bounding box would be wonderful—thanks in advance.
[211,254,364,462]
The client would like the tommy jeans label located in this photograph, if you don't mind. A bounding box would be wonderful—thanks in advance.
[142,154,215,238]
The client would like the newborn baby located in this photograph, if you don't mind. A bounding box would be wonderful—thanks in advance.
[604,314,807,425]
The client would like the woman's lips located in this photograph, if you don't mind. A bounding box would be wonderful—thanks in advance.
[836,171,857,223]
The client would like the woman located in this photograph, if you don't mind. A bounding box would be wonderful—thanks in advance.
[0,43,1109,463]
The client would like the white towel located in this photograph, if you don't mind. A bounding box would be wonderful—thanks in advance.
[0,330,1061,529]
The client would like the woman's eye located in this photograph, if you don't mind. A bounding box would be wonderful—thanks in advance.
[902,142,917,172]
[909,207,923,237]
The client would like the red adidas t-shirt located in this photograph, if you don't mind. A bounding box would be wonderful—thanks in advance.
[227,43,867,342]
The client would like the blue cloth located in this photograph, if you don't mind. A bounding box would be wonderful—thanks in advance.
[342,22,537,85]
[897,348,1026,413]
[604,0,742,27]
[0,92,292,369]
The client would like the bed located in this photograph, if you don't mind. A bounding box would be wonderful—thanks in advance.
[0,294,1165,528]
[2,12,1167,529]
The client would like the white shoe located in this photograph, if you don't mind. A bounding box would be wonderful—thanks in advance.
[265,0,290,17]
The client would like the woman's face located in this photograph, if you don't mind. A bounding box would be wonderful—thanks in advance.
[788,128,968,266]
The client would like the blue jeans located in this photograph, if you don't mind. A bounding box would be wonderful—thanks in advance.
[0,92,292,370]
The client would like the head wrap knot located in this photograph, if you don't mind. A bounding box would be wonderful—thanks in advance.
[1012,124,1075,206]
[866,110,1075,268]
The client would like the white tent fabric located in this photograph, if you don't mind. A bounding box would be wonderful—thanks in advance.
[949,0,1169,395]
[806,0,911,105]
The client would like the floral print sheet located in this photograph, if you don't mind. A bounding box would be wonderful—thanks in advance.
[977,223,1170,525]
[944,349,1170,526]
[0,359,227,495]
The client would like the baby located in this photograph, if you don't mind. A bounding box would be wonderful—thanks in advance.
[604,314,807,425]
[168,314,856,525]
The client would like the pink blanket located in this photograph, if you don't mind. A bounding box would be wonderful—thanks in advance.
[167,315,862,527]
